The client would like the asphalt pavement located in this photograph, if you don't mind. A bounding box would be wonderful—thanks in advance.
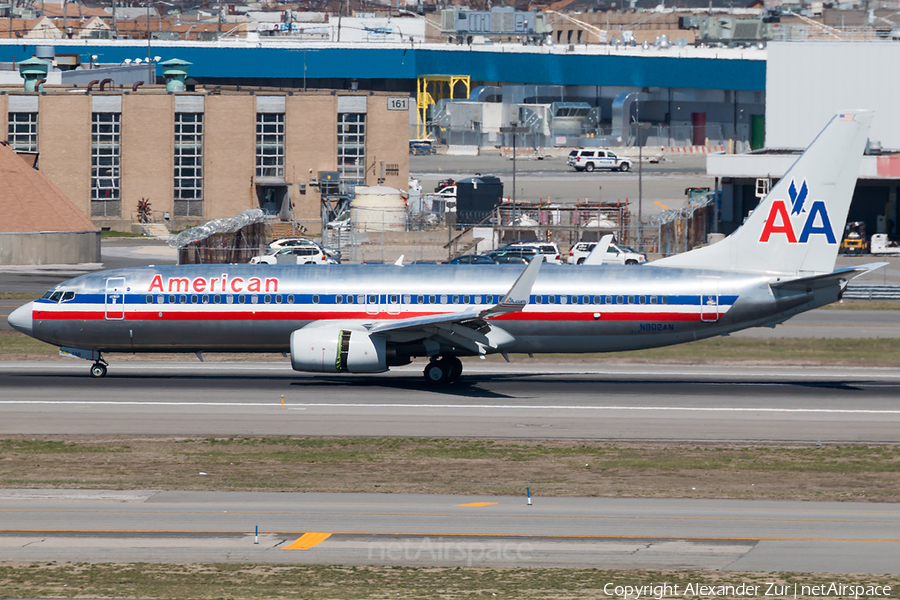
[1,490,897,573]
[2,362,899,442]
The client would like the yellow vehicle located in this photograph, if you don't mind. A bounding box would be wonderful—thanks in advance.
[840,221,868,254]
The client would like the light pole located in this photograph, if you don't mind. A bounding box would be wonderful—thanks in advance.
[500,122,530,206]
[634,122,651,252]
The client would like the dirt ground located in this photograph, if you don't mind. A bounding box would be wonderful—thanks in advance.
[2,436,898,502]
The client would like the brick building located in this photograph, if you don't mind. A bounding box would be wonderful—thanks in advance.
[0,86,410,232]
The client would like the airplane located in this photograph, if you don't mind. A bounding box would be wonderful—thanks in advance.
[7,110,884,384]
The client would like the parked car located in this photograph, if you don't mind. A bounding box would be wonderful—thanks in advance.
[486,247,541,263]
[268,237,342,261]
[250,246,338,265]
[568,241,646,265]
[449,254,497,264]
[491,254,529,264]
[500,241,564,264]
[566,149,632,172]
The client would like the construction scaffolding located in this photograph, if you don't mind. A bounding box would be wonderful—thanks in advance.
[416,75,471,140]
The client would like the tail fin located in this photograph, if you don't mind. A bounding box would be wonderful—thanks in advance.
[653,110,873,275]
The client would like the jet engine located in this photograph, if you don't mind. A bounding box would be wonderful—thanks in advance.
[290,324,387,373]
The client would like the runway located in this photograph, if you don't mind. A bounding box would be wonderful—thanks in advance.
[1,362,899,441]
[0,490,897,573]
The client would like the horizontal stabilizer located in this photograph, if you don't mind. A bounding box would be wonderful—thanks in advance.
[770,263,887,292]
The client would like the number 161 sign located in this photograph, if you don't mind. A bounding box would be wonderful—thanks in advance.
[387,97,410,111]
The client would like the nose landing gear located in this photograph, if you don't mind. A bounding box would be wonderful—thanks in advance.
[423,356,463,385]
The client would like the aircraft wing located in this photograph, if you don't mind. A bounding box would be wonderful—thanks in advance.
[771,263,887,292]
[362,258,542,355]
[366,256,542,335]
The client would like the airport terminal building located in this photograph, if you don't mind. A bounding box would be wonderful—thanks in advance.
[0,85,410,232]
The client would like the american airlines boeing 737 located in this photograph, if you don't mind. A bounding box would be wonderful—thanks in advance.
[7,110,883,383]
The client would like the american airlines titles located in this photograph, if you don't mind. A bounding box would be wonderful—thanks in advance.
[148,274,279,294]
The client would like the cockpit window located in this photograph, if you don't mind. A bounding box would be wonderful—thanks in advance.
[41,291,54,299]
[49,292,63,302]
[61,291,75,302]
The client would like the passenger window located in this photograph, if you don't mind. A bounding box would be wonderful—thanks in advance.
[146,295,153,304]
[155,294,163,304]
[452,295,459,304]
[403,294,411,304]
[549,295,556,304]
[639,296,646,304]
[169,295,176,304]
[336,295,343,304]
[275,295,282,304]
[616,296,624,305]
[430,295,437,304]
[312,294,319,304]
[582,296,589,304]
[390,295,399,304]
[226,295,233,304]
[202,294,209,304]
[287,294,294,304]
[180,294,187,304]
[417,295,424,304]
[264,295,271,304]
[560,295,567,305]
[463,295,470,304]
[368,295,378,304]
[238,295,246,304]
[251,295,258,304]
[662,296,669,304]
[606,296,613,304]
[440,295,448,304]
[474,295,481,304]
[191,294,198,304]
[345,295,354,304]
[214,294,222,304]
[535,295,543,304]
[594,296,601,304]
[628,296,634,304]
[357,295,365,304]
[650,296,657,305]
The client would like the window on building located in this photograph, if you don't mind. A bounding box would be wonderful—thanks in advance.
[7,112,37,152]
[256,112,284,178]
[174,112,203,217]
[91,112,121,217]
[337,112,365,183]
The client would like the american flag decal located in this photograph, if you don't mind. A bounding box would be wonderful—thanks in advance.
[839,113,854,121]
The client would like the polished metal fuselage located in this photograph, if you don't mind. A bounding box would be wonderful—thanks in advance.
[26,263,837,356]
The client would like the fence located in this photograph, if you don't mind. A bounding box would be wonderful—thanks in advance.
[651,192,717,256]
[843,285,900,301]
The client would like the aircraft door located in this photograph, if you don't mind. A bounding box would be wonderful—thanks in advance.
[700,280,720,323]
[105,277,126,321]
[365,293,380,315]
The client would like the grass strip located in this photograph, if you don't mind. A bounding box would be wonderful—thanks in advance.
[2,436,900,502]
[2,331,900,366]
[0,563,896,600]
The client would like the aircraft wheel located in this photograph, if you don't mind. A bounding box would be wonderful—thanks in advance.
[90,363,107,378]
[424,360,449,385]
[445,356,463,383]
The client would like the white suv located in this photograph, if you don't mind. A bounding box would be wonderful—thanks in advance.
[568,241,646,265]
[250,246,338,265]
[502,241,563,264]
[567,149,632,173]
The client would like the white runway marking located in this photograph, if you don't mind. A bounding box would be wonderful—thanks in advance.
[1,400,899,414]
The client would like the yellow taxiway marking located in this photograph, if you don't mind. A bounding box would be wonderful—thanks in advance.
[283,532,332,550]
[654,201,670,210]
[455,502,499,507]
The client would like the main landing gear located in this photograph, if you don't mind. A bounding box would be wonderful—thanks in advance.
[90,355,108,378]
[423,356,463,385]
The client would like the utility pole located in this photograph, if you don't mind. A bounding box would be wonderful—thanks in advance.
[500,122,529,206]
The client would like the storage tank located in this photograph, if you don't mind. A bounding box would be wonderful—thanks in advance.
[350,186,407,232]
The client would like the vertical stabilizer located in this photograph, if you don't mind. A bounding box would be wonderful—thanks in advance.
[653,110,872,275]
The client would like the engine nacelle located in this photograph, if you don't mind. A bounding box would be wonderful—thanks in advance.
[290,324,387,373]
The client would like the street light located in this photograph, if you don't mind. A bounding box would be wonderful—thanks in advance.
[500,122,530,206]
[633,121,651,252]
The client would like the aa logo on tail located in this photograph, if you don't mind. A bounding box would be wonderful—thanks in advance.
[759,179,836,244]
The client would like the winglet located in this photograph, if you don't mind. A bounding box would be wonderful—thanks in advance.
[480,256,542,318]
[394,255,405,267]
[583,234,614,266]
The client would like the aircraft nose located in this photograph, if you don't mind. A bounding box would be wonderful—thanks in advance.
[8,301,34,336]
